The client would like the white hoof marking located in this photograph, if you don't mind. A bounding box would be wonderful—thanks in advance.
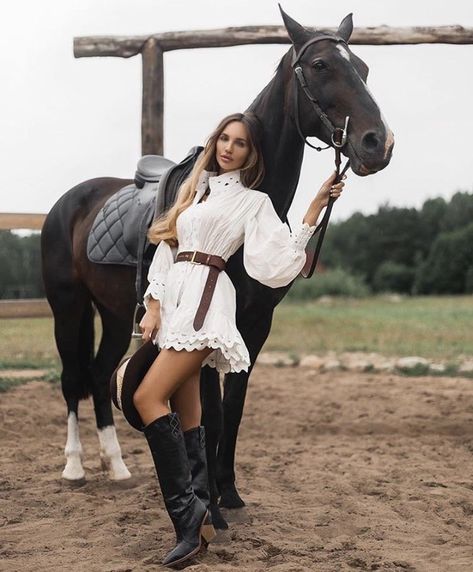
[97,425,131,481]
[63,411,85,481]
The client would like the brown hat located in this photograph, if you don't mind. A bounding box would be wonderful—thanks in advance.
[110,340,159,432]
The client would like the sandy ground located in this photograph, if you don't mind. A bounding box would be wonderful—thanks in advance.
[1,366,473,572]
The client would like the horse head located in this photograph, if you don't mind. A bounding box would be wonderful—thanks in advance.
[279,6,394,176]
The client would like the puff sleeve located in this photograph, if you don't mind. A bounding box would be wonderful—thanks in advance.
[243,195,317,288]
[143,240,176,307]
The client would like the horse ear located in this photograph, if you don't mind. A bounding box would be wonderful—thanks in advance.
[278,4,312,46]
[337,13,353,42]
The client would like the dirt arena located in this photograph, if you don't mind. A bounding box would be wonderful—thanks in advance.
[2,365,473,572]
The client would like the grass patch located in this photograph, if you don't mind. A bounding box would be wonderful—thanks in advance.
[0,370,58,392]
[1,297,472,371]
[268,295,473,360]
[0,359,51,370]
[395,363,431,377]
[0,316,105,368]
[1,317,61,368]
[0,377,31,392]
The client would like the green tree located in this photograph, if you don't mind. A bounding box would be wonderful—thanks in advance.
[440,191,473,232]
[415,222,473,294]
[0,231,22,297]
[0,231,44,298]
[323,205,422,286]
[373,261,415,293]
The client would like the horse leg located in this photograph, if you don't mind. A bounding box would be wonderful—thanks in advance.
[217,371,250,508]
[50,287,95,481]
[200,366,228,529]
[217,308,274,508]
[92,302,133,480]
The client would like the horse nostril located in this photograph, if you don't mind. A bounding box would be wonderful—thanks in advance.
[362,131,380,152]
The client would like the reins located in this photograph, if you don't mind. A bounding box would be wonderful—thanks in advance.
[290,34,351,279]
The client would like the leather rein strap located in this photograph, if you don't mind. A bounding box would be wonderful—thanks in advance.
[175,250,226,331]
[290,34,351,279]
[301,149,350,278]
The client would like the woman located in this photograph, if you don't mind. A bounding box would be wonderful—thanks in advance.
[127,112,344,567]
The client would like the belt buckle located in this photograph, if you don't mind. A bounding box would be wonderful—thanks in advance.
[190,251,201,265]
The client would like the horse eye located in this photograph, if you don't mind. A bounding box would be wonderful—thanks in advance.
[312,60,327,71]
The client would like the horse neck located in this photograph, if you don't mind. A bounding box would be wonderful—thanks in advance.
[246,53,305,218]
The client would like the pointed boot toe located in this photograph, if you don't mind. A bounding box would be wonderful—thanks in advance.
[162,509,215,568]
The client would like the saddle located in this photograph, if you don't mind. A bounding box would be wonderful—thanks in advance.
[87,146,204,302]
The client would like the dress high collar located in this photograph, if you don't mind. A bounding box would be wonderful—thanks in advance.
[208,170,242,193]
[192,169,243,205]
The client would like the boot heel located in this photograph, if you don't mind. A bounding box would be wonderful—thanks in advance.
[201,524,217,546]
[201,514,217,545]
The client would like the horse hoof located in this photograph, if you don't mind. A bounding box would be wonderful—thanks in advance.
[219,506,251,524]
[109,469,132,481]
[61,476,86,488]
[218,486,246,509]
[62,455,85,481]
[100,456,131,480]
[98,426,131,480]
[210,503,228,530]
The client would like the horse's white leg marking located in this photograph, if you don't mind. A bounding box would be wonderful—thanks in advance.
[62,411,85,481]
[97,425,131,481]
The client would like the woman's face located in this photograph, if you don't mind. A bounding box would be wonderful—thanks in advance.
[215,121,251,173]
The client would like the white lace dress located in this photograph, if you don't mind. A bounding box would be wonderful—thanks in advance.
[143,169,316,374]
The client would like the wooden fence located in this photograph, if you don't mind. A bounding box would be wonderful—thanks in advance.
[0,213,46,231]
[74,24,473,156]
[0,299,51,319]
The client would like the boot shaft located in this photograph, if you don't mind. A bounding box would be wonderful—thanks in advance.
[143,413,215,567]
[144,413,195,510]
[184,426,210,509]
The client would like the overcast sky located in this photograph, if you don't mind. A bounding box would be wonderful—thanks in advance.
[2,0,473,226]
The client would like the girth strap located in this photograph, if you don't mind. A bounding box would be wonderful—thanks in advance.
[175,251,226,331]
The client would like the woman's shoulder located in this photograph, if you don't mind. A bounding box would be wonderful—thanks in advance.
[241,186,268,207]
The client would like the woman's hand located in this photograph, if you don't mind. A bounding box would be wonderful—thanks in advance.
[314,171,346,208]
[303,171,347,227]
[139,302,161,341]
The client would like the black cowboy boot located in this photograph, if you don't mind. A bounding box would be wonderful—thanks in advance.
[144,413,216,568]
[183,426,212,530]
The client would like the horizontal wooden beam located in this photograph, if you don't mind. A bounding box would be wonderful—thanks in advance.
[0,299,52,319]
[74,25,473,58]
[0,213,46,231]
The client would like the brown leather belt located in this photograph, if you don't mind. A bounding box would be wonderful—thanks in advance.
[175,250,226,331]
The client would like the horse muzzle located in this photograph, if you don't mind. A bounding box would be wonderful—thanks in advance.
[347,130,395,176]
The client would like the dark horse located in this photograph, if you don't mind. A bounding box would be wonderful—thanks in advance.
[41,8,393,528]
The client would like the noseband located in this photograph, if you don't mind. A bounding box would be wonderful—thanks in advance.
[291,34,351,278]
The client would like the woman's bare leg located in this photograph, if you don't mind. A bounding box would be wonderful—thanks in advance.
[133,347,213,426]
[170,370,202,431]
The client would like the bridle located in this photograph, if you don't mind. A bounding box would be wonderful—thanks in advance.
[291,34,351,279]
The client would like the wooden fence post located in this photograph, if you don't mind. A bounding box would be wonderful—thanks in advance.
[141,38,164,156]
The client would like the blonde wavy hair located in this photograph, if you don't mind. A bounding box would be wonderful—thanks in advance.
[147,112,265,247]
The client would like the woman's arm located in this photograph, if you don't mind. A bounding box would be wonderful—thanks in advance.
[303,171,346,227]
[140,240,176,341]
[242,171,347,288]
[139,298,162,340]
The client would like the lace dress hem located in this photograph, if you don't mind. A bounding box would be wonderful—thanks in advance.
[156,330,251,374]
